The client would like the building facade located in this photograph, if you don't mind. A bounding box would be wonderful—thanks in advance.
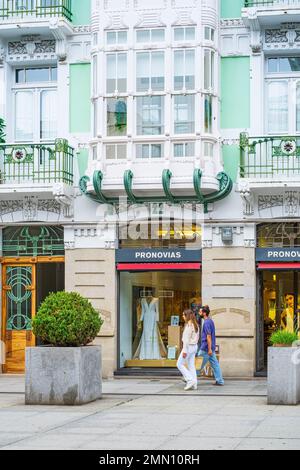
[1,0,300,378]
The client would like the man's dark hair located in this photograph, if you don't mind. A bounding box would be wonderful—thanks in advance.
[201,305,210,316]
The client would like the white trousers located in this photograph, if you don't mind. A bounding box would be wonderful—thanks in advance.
[177,344,198,384]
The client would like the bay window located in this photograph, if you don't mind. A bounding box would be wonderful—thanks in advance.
[174,142,195,158]
[136,52,165,92]
[136,29,165,43]
[204,49,215,91]
[107,30,128,46]
[204,94,213,134]
[136,143,163,159]
[174,27,196,42]
[136,96,164,135]
[174,49,195,91]
[106,53,127,93]
[174,95,195,134]
[106,143,127,160]
[107,98,127,136]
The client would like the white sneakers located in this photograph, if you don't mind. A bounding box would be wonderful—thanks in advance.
[184,381,198,391]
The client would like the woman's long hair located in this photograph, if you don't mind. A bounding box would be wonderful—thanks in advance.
[183,309,199,333]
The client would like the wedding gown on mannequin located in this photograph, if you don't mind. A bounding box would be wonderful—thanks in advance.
[134,297,166,360]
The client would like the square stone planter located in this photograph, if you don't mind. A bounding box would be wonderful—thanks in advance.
[268,347,300,406]
[25,346,102,406]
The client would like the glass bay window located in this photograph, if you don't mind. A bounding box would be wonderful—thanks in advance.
[136,96,164,136]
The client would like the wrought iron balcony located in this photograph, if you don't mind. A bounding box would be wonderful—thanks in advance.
[244,0,300,7]
[0,0,72,21]
[0,139,74,186]
[240,133,300,178]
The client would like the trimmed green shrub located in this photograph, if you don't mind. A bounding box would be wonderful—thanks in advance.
[33,291,103,347]
[269,330,298,347]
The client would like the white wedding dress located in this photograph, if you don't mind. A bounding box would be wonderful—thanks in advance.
[134,298,166,360]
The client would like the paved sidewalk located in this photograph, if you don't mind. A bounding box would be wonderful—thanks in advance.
[0,375,267,396]
[0,375,299,450]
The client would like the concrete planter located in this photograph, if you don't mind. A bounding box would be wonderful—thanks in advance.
[268,347,300,406]
[25,346,102,406]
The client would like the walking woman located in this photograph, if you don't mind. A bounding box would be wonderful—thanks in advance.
[177,309,200,391]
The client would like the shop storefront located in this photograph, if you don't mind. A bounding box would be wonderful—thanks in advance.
[0,226,65,374]
[116,247,202,371]
[256,224,300,373]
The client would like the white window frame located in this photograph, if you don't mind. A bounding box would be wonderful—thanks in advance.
[265,57,300,135]
[136,51,165,93]
[204,48,215,92]
[106,52,127,94]
[173,26,196,42]
[173,49,196,92]
[106,30,128,46]
[136,28,165,44]
[12,69,57,143]
[105,143,127,160]
[173,141,196,158]
[135,143,164,159]
[136,95,165,136]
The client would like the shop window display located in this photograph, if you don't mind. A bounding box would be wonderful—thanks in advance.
[263,271,300,362]
[119,271,201,368]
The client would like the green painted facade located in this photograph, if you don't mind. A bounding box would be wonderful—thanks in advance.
[222,145,240,183]
[221,0,244,19]
[69,64,91,134]
[72,0,91,25]
[77,149,89,178]
[221,57,250,129]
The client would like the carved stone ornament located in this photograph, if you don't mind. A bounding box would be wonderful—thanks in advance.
[238,181,254,216]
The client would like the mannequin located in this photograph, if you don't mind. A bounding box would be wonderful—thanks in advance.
[134,294,166,360]
[281,293,297,333]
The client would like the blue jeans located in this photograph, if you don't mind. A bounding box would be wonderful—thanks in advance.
[197,350,224,385]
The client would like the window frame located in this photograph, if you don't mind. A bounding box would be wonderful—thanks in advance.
[265,56,300,135]
[13,67,58,143]
[135,143,164,160]
[106,52,128,94]
[136,28,166,44]
[173,48,196,92]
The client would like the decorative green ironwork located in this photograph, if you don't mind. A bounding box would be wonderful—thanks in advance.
[6,266,32,331]
[240,133,300,178]
[3,226,64,257]
[0,139,74,185]
[0,0,72,21]
[244,0,297,6]
[79,169,233,214]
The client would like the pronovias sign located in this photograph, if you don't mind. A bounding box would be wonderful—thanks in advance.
[256,248,300,262]
[116,248,202,263]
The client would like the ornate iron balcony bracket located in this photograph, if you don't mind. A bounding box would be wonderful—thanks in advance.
[79,169,233,213]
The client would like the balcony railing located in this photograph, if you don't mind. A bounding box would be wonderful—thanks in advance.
[245,0,300,6]
[0,0,72,21]
[0,139,74,185]
[240,133,300,178]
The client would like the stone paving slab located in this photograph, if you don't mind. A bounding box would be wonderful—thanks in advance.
[0,375,268,397]
[0,376,298,450]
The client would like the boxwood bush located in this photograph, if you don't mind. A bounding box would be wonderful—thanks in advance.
[33,292,103,347]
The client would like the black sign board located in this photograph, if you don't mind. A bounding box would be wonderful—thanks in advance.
[256,248,300,262]
[116,248,202,264]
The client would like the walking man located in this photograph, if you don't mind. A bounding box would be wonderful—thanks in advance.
[198,305,224,386]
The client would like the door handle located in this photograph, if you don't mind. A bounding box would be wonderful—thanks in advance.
[25,286,34,291]
[3,286,12,291]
